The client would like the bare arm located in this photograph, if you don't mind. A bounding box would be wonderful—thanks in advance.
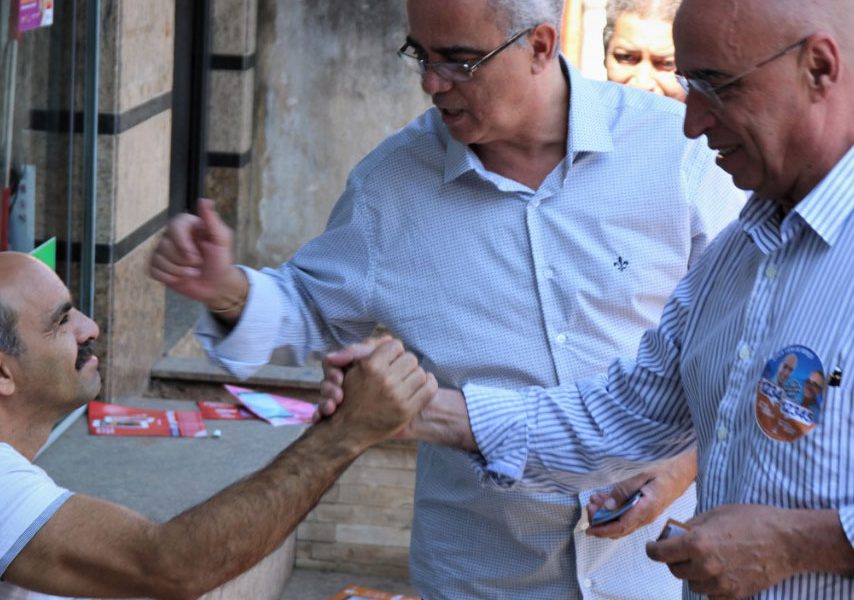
[320,345,475,449]
[5,341,436,599]
[585,447,698,539]
[407,388,476,450]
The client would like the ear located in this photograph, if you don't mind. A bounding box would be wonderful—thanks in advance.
[802,32,840,99]
[529,23,559,74]
[0,355,16,397]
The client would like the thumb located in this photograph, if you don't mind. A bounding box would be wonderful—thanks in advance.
[326,335,393,367]
[196,198,231,247]
[604,472,649,510]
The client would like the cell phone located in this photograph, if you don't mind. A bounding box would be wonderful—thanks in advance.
[590,490,642,527]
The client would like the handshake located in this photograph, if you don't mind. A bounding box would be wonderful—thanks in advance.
[314,336,440,444]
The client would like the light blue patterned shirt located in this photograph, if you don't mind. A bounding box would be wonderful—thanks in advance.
[197,63,744,599]
[466,147,854,599]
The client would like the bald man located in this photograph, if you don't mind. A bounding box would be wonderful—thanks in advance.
[0,252,435,599]
[327,0,854,597]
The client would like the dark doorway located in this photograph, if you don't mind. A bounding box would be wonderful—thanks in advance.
[165,0,212,351]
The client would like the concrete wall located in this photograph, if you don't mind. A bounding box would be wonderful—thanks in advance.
[248,0,431,267]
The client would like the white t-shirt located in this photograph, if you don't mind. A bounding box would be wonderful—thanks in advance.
[0,443,74,600]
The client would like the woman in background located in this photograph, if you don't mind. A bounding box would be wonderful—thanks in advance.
[603,0,685,101]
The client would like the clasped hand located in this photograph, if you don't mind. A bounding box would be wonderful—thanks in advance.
[316,337,435,443]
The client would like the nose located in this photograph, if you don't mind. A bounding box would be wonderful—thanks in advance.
[632,62,657,93]
[682,91,718,139]
[73,309,100,344]
[420,68,453,95]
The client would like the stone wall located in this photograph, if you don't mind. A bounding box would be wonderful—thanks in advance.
[247,0,431,267]
[297,441,417,578]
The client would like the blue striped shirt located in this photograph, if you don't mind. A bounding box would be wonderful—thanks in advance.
[197,63,745,599]
[466,146,854,599]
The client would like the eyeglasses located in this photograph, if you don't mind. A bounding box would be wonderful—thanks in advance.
[398,28,533,83]
[675,36,809,109]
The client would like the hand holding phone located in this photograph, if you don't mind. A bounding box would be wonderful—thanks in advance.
[590,490,642,527]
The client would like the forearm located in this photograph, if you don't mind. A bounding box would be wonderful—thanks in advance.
[658,446,697,492]
[149,419,368,596]
[8,420,367,600]
[409,388,477,450]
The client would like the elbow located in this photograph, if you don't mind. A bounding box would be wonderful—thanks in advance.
[137,534,218,600]
[142,571,214,600]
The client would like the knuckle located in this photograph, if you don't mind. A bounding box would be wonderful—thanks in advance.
[412,368,427,386]
[361,359,381,378]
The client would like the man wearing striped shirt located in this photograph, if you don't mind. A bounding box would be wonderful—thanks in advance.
[337,0,854,597]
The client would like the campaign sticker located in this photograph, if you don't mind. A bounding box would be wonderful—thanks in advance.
[755,345,825,442]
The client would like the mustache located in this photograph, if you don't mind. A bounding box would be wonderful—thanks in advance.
[75,341,96,370]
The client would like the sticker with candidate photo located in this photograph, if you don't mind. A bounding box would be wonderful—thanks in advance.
[755,345,825,442]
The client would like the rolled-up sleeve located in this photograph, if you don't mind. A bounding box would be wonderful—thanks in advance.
[196,267,289,379]
[465,384,533,481]
[462,256,715,487]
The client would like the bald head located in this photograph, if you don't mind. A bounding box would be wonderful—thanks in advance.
[0,253,54,356]
[673,0,852,206]
[676,0,851,60]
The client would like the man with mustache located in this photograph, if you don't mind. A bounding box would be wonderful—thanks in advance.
[0,251,435,599]
[150,0,744,597]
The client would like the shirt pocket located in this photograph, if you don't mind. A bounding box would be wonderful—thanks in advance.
[795,386,853,504]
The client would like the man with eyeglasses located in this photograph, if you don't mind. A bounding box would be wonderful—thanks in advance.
[329,0,853,597]
[151,0,743,598]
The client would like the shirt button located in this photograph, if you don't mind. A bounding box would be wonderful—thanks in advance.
[583,578,593,589]
[556,333,567,345]
[543,267,555,279]
[717,426,729,442]
[739,344,752,360]
[765,265,778,278]
[529,198,541,209]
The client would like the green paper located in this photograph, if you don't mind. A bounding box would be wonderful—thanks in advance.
[30,238,56,271]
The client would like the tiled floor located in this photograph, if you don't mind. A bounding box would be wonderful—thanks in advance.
[280,568,417,599]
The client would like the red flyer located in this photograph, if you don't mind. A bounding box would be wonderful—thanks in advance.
[88,401,208,438]
[326,586,418,600]
[197,400,258,421]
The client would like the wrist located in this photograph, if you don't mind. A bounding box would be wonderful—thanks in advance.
[781,508,854,575]
[313,417,374,459]
[412,388,474,449]
[206,267,248,321]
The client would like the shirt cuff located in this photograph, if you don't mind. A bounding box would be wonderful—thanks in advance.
[838,505,854,549]
[196,267,284,379]
[463,383,530,482]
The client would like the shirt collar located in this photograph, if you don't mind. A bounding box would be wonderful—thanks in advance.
[442,55,614,185]
[564,59,614,156]
[790,145,854,246]
[741,146,854,252]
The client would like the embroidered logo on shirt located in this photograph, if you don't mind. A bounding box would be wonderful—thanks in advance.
[613,256,629,272]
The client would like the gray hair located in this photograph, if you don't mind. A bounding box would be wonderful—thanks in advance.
[486,0,565,40]
[0,301,23,356]
[603,0,682,52]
